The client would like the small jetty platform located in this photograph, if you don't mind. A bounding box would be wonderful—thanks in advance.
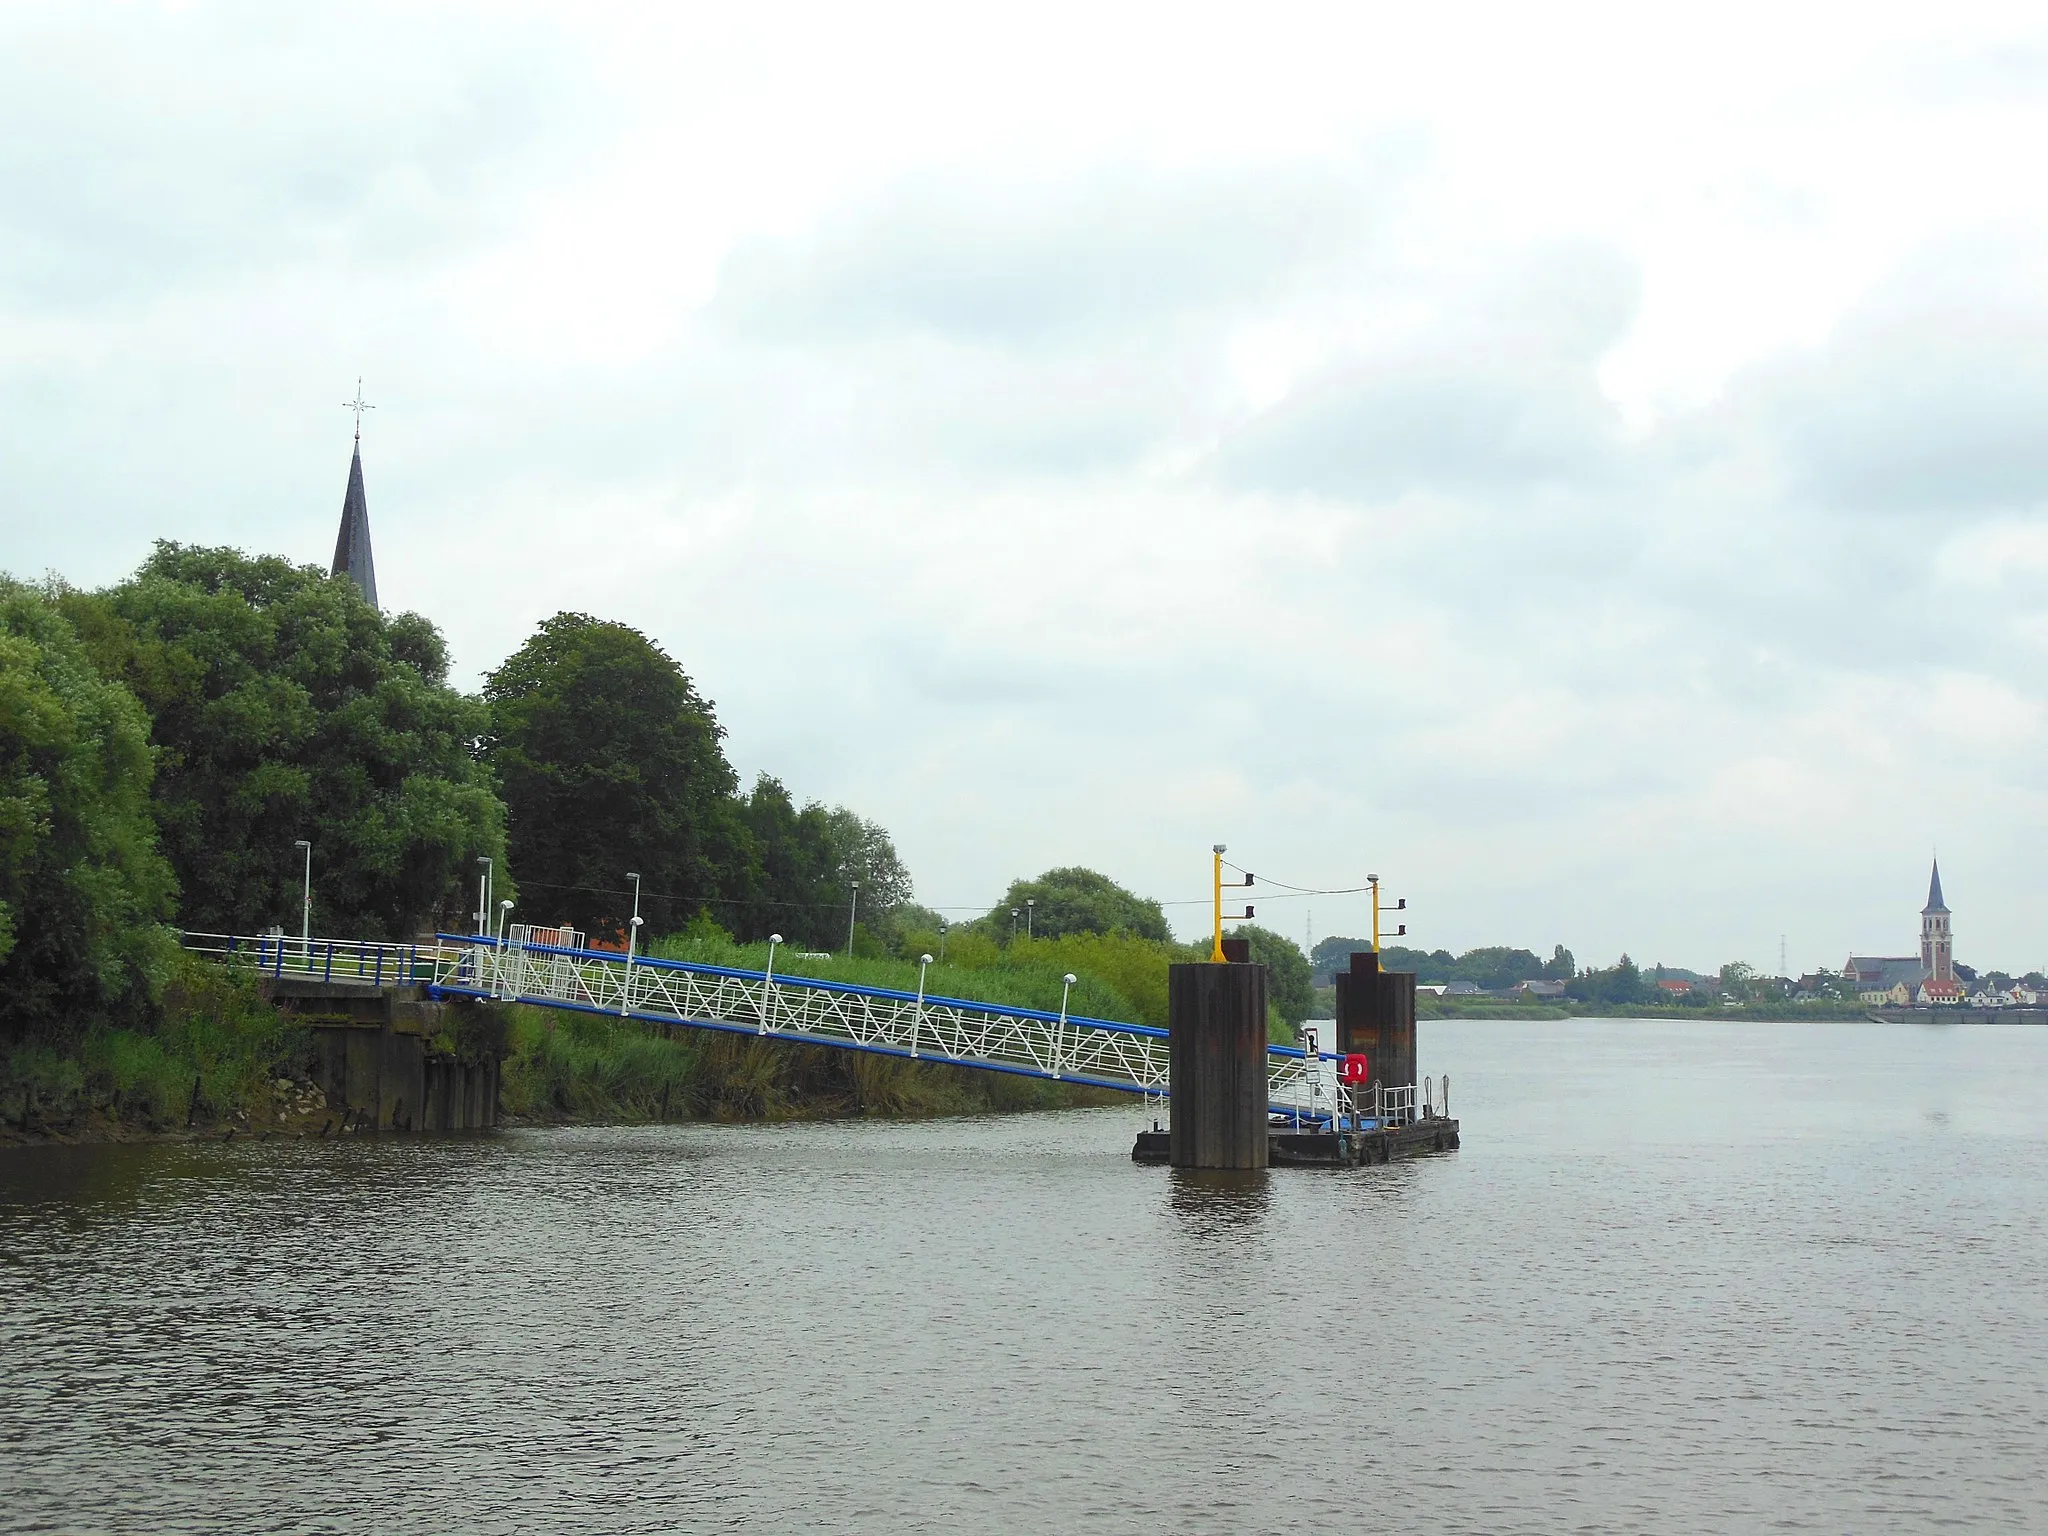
[1132,1110,1460,1167]
[1139,945,1460,1170]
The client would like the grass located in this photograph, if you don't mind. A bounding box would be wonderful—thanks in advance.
[1,954,305,1134]
[497,1002,1113,1124]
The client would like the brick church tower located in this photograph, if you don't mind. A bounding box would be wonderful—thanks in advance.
[1920,860,1952,983]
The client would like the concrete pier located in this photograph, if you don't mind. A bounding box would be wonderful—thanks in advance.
[264,977,500,1131]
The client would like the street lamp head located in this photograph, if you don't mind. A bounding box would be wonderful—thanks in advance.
[294,839,311,850]
[768,933,782,945]
[477,854,490,866]
[630,915,644,928]
[1368,873,1379,883]
[920,954,933,966]
[500,898,514,911]
[1064,972,1077,985]
[1213,843,1226,854]
[627,871,640,881]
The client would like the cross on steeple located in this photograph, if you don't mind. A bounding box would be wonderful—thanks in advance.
[344,378,375,444]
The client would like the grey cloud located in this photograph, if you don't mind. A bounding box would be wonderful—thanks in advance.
[1723,249,2048,517]
[707,160,1406,348]
[1213,247,1639,500]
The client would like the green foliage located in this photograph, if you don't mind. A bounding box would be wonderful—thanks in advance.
[1312,935,1567,991]
[483,612,736,942]
[62,544,504,940]
[987,866,1170,943]
[1,951,300,1128]
[730,773,846,947]
[1568,953,1647,1006]
[497,1002,1102,1123]
[1233,924,1315,1025]
[0,580,177,1047]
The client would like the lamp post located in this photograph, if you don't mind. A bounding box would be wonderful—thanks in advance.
[1026,898,1035,939]
[1010,907,1020,941]
[293,840,312,962]
[938,918,948,964]
[846,881,859,959]
[622,871,643,1015]
[496,898,514,999]
[1054,970,1077,1079]
[622,915,644,1016]
[475,855,492,937]
[760,933,782,1034]
[912,952,933,1058]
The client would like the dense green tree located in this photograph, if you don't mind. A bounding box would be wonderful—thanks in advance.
[988,867,1170,943]
[483,613,739,941]
[1234,924,1315,1025]
[1314,937,1560,990]
[1569,953,1646,1006]
[1543,944,1576,981]
[730,774,840,946]
[0,581,177,1045]
[62,545,503,940]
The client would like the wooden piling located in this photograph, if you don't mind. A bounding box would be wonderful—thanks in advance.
[1168,959,1269,1169]
[1335,951,1416,1091]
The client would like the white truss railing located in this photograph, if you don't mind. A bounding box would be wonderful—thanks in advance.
[181,929,1380,1115]
[431,932,1180,1094]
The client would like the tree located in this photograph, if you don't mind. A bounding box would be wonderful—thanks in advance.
[822,807,913,930]
[990,867,1169,943]
[63,545,503,940]
[1542,944,1576,981]
[1452,946,1545,991]
[1234,924,1315,1025]
[731,774,842,947]
[1606,954,1646,1005]
[0,581,177,1045]
[483,613,737,941]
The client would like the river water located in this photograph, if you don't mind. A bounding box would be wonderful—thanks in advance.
[3,1017,2046,1534]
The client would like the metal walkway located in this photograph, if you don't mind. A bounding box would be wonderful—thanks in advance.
[182,930,1343,1118]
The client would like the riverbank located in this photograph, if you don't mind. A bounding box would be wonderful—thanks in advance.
[0,967,1121,1147]
[1417,998,1877,1023]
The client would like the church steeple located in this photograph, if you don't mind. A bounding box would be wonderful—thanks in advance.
[1923,859,1948,915]
[1920,858,1952,982]
[332,380,378,608]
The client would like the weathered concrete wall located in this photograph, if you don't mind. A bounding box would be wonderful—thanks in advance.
[266,979,499,1131]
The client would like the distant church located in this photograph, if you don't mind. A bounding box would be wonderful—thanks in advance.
[1844,861,1962,1005]
[332,382,378,608]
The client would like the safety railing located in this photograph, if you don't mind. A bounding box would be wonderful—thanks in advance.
[433,931,1179,1095]
[179,931,435,988]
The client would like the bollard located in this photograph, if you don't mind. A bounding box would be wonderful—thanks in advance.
[1167,956,1269,1169]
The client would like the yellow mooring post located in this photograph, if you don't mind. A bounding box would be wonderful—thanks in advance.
[1210,844,1227,963]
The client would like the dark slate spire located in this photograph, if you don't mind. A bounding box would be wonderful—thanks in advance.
[1924,858,1948,915]
[332,379,378,608]
[331,442,379,608]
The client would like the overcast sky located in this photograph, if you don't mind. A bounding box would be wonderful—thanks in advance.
[5,1,2046,973]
